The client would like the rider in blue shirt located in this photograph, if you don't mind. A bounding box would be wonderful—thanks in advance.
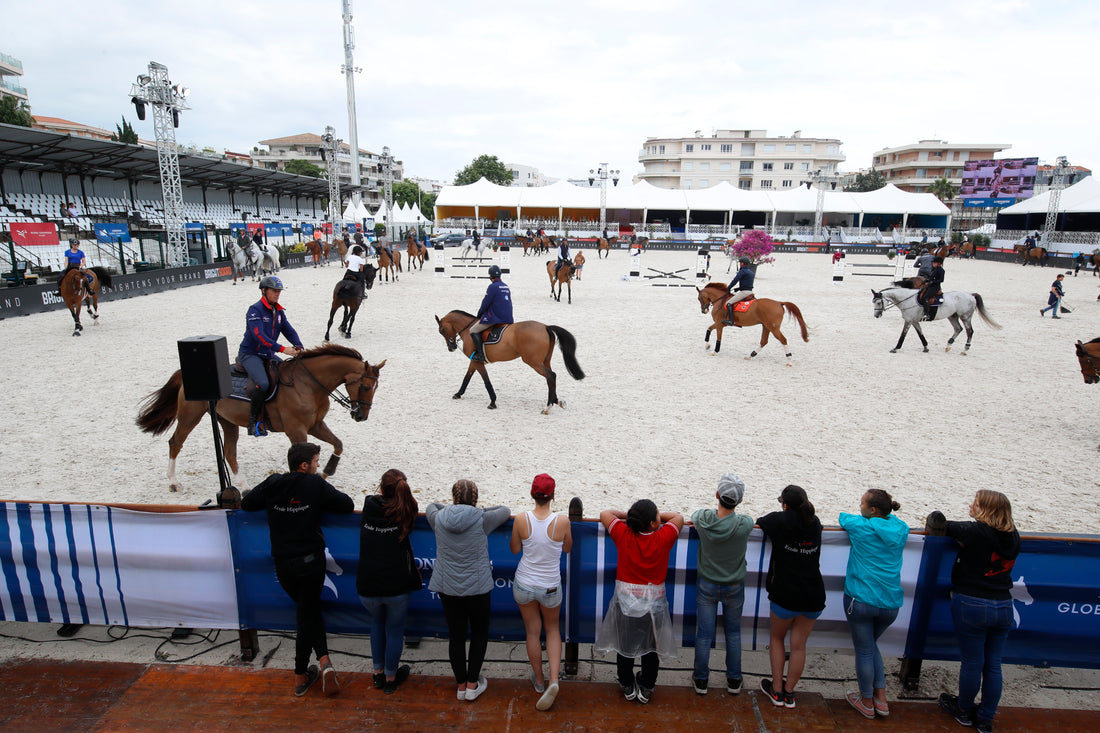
[238,275,305,437]
[469,265,513,363]
[57,239,92,294]
[722,257,756,325]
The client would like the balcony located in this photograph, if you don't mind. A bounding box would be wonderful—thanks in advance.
[0,78,28,99]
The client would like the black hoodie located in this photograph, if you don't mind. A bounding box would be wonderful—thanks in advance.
[945,520,1021,600]
[241,471,353,560]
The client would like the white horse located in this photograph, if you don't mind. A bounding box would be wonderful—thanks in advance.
[258,243,281,275]
[226,239,250,284]
[242,241,264,280]
[458,236,492,259]
[872,286,1001,354]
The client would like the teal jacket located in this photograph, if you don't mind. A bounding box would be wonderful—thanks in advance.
[839,512,910,609]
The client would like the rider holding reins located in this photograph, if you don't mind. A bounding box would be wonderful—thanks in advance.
[722,257,755,325]
[57,238,91,295]
[920,256,946,321]
[469,265,513,363]
[553,238,571,277]
[239,276,305,437]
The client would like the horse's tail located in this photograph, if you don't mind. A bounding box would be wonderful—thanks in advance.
[424,246,430,261]
[547,325,585,380]
[972,293,1003,330]
[90,266,112,288]
[782,302,810,342]
[136,370,183,435]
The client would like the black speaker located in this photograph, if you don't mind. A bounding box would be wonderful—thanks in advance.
[177,335,232,401]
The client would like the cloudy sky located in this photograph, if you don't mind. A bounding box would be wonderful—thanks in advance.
[6,1,1097,184]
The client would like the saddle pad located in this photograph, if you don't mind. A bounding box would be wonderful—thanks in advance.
[482,324,509,345]
[228,364,279,402]
[733,298,754,313]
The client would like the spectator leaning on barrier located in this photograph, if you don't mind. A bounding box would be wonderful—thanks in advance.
[690,473,753,697]
[240,442,354,697]
[426,480,510,703]
[839,489,909,720]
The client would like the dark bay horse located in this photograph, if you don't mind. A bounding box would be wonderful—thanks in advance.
[1014,244,1048,266]
[136,344,385,491]
[695,283,809,365]
[596,236,616,259]
[325,264,378,340]
[435,310,584,413]
[406,233,429,271]
[546,259,576,303]
[60,266,113,336]
[378,246,401,282]
[515,234,538,256]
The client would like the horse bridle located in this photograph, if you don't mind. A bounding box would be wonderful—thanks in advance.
[1078,347,1100,382]
[873,289,919,314]
[292,359,376,420]
[440,316,478,351]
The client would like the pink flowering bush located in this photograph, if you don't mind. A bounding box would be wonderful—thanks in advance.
[731,230,777,265]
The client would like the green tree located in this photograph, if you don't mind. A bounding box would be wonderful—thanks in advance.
[928,176,958,202]
[284,159,324,178]
[844,168,886,192]
[0,96,35,127]
[454,154,513,186]
[110,116,139,144]
[393,180,437,219]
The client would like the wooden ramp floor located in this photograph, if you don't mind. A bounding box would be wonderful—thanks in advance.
[1,658,1096,732]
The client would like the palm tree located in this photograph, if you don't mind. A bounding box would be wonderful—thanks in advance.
[928,176,958,202]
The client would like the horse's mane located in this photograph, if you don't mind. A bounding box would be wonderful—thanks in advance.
[1088,337,1100,345]
[297,344,363,361]
[450,309,477,320]
[702,282,728,293]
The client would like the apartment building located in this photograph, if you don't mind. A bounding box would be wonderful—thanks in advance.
[254,133,404,211]
[32,116,115,142]
[506,163,552,187]
[637,129,845,191]
[871,140,1008,193]
[0,51,28,104]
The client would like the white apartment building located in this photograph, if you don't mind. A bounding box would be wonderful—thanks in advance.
[0,51,28,104]
[637,129,845,191]
[253,133,404,211]
[870,140,1008,193]
[506,163,552,187]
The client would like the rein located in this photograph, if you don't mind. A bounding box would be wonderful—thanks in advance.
[286,357,371,411]
[878,289,920,312]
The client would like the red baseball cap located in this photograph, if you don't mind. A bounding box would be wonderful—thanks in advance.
[531,473,555,499]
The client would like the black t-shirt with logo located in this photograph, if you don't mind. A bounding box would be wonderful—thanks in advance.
[757,509,826,612]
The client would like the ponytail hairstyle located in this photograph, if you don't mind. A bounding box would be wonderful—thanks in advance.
[780,484,816,527]
[971,489,1015,533]
[865,489,900,516]
[451,479,479,507]
[380,469,418,541]
[625,498,658,534]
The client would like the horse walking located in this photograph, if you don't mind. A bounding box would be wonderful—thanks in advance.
[871,286,1001,354]
[696,283,808,364]
[226,239,251,283]
[435,310,584,413]
[596,236,616,259]
[377,246,401,283]
[1014,244,1048,267]
[406,233,429,271]
[60,266,113,336]
[325,264,378,340]
[546,259,576,303]
[136,344,385,492]
[459,237,492,260]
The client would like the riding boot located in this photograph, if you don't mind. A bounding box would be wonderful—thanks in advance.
[723,302,735,326]
[469,331,486,362]
[924,306,938,321]
[248,389,268,437]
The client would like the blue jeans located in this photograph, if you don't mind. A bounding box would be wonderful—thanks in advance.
[844,593,899,698]
[693,578,745,682]
[359,593,410,677]
[952,593,1013,724]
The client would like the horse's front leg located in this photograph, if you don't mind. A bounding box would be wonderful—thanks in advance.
[69,305,83,336]
[472,362,498,409]
[453,361,477,400]
[890,323,910,353]
[567,281,572,304]
[304,420,344,476]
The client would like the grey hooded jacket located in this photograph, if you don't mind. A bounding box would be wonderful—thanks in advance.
[426,502,511,596]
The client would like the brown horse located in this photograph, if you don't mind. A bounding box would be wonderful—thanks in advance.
[405,233,429,271]
[515,234,538,256]
[136,344,385,491]
[934,245,951,259]
[60,266,113,337]
[959,242,975,258]
[1014,244,1048,266]
[546,259,576,303]
[336,237,349,262]
[1075,339,1100,384]
[596,236,616,259]
[435,310,584,413]
[305,240,325,267]
[537,234,554,255]
[573,251,585,280]
[695,283,809,365]
[325,264,378,340]
[378,246,402,282]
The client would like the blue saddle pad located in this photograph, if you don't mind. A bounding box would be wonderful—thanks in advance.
[228,363,279,402]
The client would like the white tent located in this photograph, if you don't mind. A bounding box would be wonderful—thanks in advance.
[1000,176,1100,215]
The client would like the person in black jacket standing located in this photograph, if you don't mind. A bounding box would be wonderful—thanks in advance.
[357,468,423,694]
[241,442,354,697]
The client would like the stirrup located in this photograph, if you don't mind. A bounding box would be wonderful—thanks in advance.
[249,420,268,437]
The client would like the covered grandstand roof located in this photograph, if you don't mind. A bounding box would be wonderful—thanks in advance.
[0,122,329,198]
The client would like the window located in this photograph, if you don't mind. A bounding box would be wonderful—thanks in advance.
[760,180,773,188]
[738,180,752,190]
[700,144,711,151]
[762,163,774,171]
[697,180,708,187]
[802,144,812,153]
[719,162,731,171]
[800,162,810,171]
[782,180,792,188]
[916,169,926,177]
[827,144,837,154]
[720,144,733,153]
[699,162,710,170]
[659,145,665,153]
[783,162,794,170]
[763,144,776,154]
[684,161,693,171]
[785,143,796,152]
[741,143,755,155]
[512,171,519,179]
[685,144,694,152]
[740,161,753,171]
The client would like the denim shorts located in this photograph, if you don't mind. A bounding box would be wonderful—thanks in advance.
[513,579,563,609]
[771,601,822,621]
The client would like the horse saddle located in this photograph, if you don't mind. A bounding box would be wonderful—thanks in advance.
[481,324,509,345]
[229,360,280,402]
[730,295,755,313]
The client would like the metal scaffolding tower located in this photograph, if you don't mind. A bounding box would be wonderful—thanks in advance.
[341,0,362,208]
[589,164,620,233]
[1042,156,1071,243]
[321,126,342,229]
[381,146,394,241]
[129,62,190,267]
[805,169,840,241]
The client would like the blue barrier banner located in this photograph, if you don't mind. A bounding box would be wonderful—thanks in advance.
[301,224,315,236]
[229,511,530,640]
[229,223,247,236]
[905,536,1100,669]
[185,222,205,232]
[93,223,131,243]
[264,223,280,237]
[345,223,360,233]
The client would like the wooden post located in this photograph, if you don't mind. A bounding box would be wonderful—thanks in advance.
[899,511,948,691]
[238,629,260,662]
[563,496,583,678]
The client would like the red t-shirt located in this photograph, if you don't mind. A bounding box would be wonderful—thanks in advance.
[608,518,679,585]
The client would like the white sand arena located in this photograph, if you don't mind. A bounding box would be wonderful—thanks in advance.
[0,248,1096,533]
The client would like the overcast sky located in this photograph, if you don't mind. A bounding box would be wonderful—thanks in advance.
[6,1,1097,185]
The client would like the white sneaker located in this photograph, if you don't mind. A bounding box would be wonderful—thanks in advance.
[465,676,488,701]
[536,681,559,711]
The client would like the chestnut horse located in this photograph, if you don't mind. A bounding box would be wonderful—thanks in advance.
[378,245,401,282]
[596,236,616,259]
[1014,244,1048,266]
[546,259,577,303]
[406,233,429,271]
[515,234,538,256]
[695,283,809,365]
[435,310,584,413]
[305,239,326,267]
[325,264,378,340]
[136,344,385,492]
[1075,339,1100,384]
[60,266,113,337]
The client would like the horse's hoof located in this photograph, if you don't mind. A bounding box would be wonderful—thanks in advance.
[73,331,81,337]
[452,393,462,400]
[922,348,930,353]
[488,402,497,410]
[169,484,179,492]
[945,346,952,352]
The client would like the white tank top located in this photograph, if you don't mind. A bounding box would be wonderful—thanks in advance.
[514,511,564,589]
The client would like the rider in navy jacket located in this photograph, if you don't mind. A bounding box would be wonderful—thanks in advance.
[554,238,571,276]
[469,265,513,362]
[238,275,304,436]
[722,258,756,325]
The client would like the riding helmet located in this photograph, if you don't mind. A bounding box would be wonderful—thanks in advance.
[739,256,751,265]
[259,275,286,291]
[487,265,502,279]
[932,256,944,264]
